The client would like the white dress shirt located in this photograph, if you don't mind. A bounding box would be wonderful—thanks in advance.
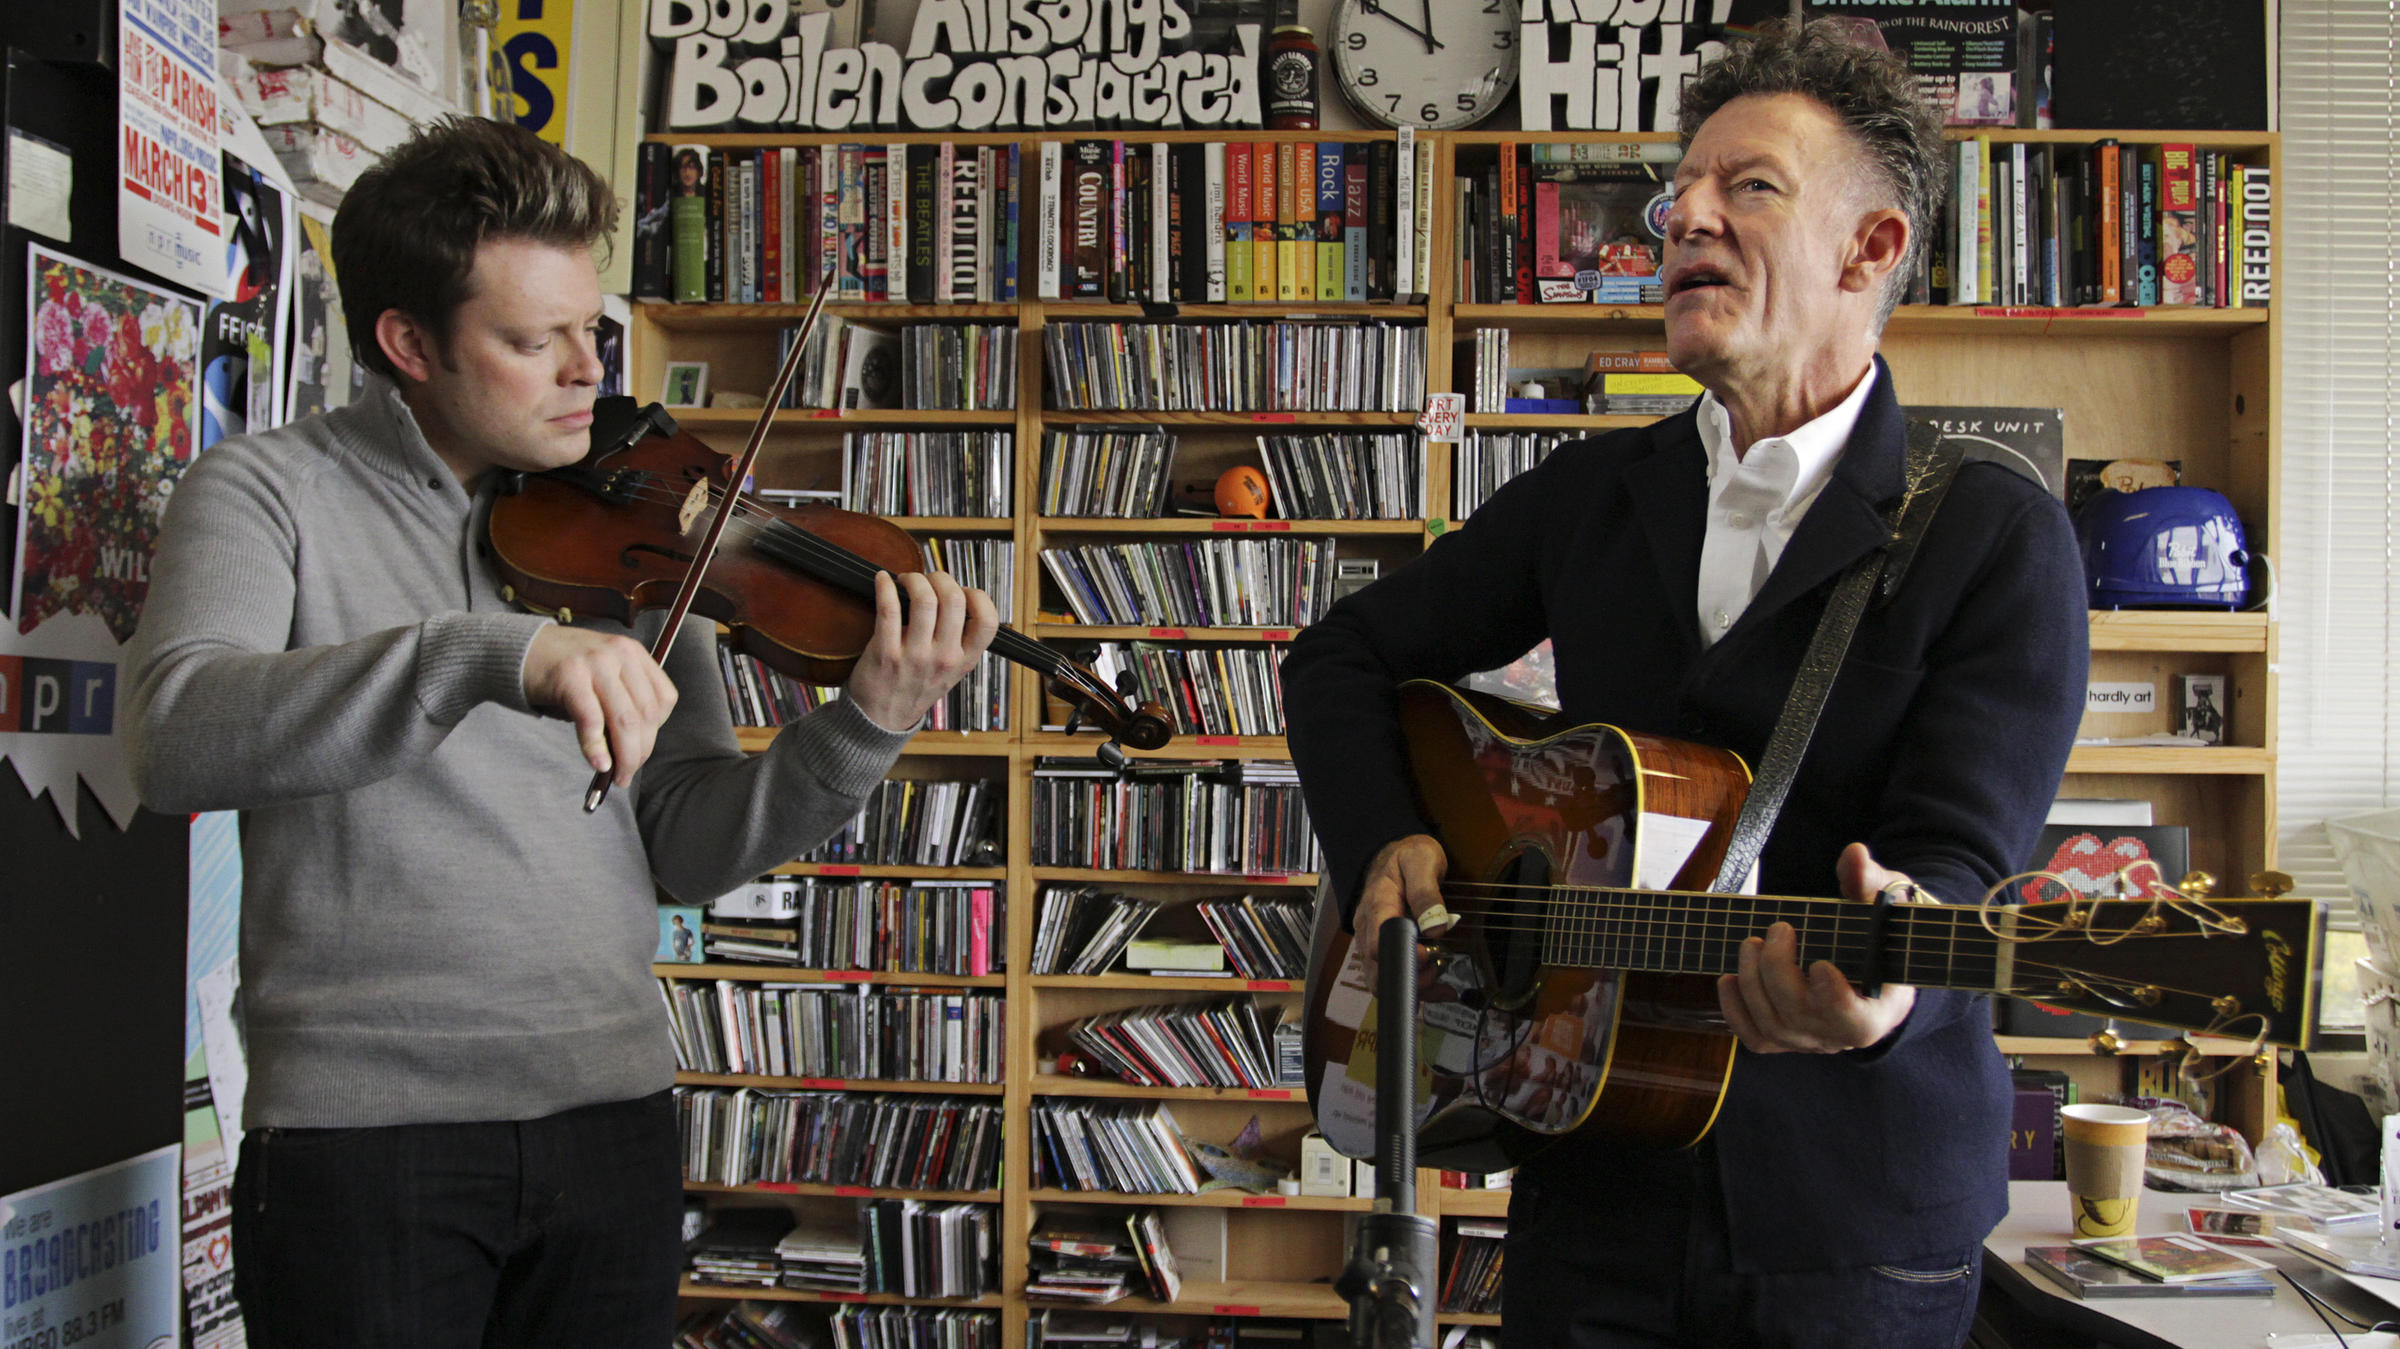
[1693,365,1879,647]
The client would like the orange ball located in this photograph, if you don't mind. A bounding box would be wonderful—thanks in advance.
[1215,465,1270,519]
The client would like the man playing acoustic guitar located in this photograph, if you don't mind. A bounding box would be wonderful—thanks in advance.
[1283,21,2086,1348]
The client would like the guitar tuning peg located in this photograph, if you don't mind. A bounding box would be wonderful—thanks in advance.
[2088,1029,2124,1056]
[2176,870,2218,899]
[2249,870,2295,899]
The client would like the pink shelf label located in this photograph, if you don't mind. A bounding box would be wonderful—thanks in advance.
[1213,1305,1261,1316]
[1242,1196,1287,1207]
[1249,413,1297,422]
[1148,628,1189,639]
[1247,980,1294,992]
[1247,1089,1295,1100]
[817,865,862,876]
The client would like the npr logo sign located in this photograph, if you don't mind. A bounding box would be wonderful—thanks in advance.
[0,657,116,734]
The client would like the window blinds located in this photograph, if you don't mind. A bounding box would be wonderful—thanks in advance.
[2273,0,2400,926]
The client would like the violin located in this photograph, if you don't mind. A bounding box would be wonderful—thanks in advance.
[486,400,1171,768]
[485,271,1169,811]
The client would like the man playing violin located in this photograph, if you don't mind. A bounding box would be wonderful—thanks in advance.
[124,117,997,1347]
[1283,21,2086,1349]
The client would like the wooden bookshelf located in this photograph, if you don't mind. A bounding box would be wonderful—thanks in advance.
[637,122,2282,1346]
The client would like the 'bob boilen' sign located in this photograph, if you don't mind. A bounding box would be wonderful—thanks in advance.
[653,0,1264,132]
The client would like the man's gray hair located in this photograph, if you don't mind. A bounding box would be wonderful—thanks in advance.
[1677,19,1950,331]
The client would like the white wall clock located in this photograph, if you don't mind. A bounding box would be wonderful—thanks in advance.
[1329,0,1523,130]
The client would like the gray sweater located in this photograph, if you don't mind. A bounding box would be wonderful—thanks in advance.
[125,381,911,1128]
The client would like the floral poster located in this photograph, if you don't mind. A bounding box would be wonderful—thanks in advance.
[14,245,200,643]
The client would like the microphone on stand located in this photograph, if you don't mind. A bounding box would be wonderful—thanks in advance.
[1338,917,1439,1349]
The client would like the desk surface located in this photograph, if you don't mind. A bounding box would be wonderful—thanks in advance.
[1986,1180,2396,1348]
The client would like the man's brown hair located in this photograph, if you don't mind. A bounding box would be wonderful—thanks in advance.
[331,116,617,380]
[1677,19,1949,330]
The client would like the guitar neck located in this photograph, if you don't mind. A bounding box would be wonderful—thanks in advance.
[1520,888,2004,994]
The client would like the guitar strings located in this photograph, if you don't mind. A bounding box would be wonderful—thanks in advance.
[1409,894,2243,1006]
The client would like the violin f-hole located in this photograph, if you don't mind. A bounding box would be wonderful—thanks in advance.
[621,542,696,569]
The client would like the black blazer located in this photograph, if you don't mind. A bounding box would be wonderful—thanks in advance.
[1282,359,2089,1270]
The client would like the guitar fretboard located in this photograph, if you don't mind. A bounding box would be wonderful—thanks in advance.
[1525,888,2005,993]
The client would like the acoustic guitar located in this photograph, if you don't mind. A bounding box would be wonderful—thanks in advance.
[1301,680,2323,1172]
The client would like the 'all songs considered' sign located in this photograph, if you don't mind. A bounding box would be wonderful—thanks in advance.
[652,0,1264,131]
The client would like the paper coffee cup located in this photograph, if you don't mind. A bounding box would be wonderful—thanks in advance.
[2062,1103,2152,1237]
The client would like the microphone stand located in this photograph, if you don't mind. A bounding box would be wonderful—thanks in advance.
[1337,917,1439,1349]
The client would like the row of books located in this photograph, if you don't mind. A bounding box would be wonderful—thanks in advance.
[1454,431,1573,519]
[1941,141,2269,309]
[684,1199,999,1300]
[1037,426,1178,518]
[770,314,889,410]
[1190,895,1312,981]
[678,1302,1003,1349]
[1041,321,1429,413]
[797,777,1003,868]
[1256,433,1424,522]
[1085,640,1288,739]
[1438,1218,1507,1315]
[639,141,1022,305]
[1030,758,1319,876]
[695,880,1004,977]
[1455,148,1672,306]
[674,1086,1005,1193]
[1026,1209,1183,1306]
[1028,1314,1335,1349]
[659,978,1006,1084]
[769,320,1017,412]
[1028,1099,1205,1195]
[721,648,1011,735]
[1038,536,1340,628]
[1030,887,1164,977]
[1066,996,1299,1091]
[843,430,1015,519]
[1031,135,1437,305]
[1030,886,1313,981]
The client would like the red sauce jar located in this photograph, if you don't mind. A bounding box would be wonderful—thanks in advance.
[1265,25,1319,130]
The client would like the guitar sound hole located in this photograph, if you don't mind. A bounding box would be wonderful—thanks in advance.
[1485,850,1550,1013]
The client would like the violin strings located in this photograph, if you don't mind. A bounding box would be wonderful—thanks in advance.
[554,476,1074,679]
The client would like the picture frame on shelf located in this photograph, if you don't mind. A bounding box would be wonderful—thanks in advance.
[662,360,710,406]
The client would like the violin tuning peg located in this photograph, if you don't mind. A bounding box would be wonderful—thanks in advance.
[1114,671,1139,698]
[1063,708,1085,738]
[1095,740,1128,772]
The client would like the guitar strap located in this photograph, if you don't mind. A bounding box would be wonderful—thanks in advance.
[1705,418,1968,895]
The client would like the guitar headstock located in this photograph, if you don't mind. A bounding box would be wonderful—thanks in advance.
[1997,869,2323,1049]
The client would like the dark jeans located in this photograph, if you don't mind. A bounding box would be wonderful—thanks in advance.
[1501,1143,1983,1349]
[231,1091,683,1349]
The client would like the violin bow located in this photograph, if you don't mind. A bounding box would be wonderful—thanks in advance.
[585,263,841,812]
